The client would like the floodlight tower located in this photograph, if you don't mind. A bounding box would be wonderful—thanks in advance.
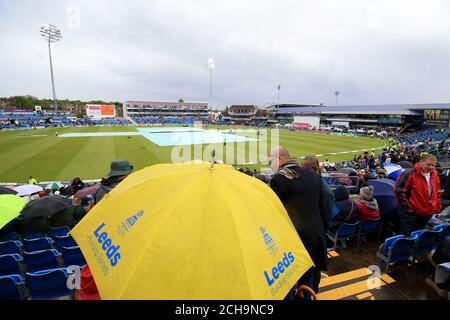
[207,58,216,107]
[277,84,281,108]
[40,24,62,111]
[335,90,340,106]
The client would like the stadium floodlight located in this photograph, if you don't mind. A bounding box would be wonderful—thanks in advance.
[335,90,340,106]
[277,84,281,108]
[40,24,62,111]
[207,58,216,107]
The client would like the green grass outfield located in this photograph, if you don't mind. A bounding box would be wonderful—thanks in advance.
[0,126,386,182]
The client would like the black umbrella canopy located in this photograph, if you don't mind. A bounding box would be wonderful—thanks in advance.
[21,195,73,218]
[0,187,18,195]
[337,167,357,175]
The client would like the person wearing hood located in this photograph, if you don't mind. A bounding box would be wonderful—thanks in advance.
[71,177,85,192]
[356,186,380,222]
[94,160,134,204]
[330,186,359,233]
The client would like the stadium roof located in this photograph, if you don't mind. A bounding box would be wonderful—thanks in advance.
[271,103,450,115]
[125,100,208,107]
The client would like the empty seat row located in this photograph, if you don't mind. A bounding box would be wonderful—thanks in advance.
[0,268,75,300]
[326,218,381,250]
[377,223,450,273]
[0,246,86,276]
[0,226,70,242]
[0,234,77,255]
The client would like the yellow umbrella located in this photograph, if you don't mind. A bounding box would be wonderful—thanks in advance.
[70,161,314,300]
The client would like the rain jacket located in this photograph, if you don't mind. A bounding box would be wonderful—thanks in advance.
[77,265,101,300]
[394,163,441,217]
[356,199,380,221]
[94,175,127,204]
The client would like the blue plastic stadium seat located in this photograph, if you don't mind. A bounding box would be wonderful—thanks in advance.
[23,237,55,253]
[54,235,77,249]
[23,249,61,273]
[0,240,22,255]
[27,268,71,299]
[22,232,47,240]
[0,232,20,242]
[0,274,26,300]
[359,218,380,233]
[433,223,450,239]
[326,222,359,250]
[410,229,440,257]
[358,218,381,243]
[377,235,414,273]
[48,226,70,238]
[62,246,86,267]
[0,254,24,276]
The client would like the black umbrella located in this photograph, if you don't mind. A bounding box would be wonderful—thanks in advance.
[397,161,414,169]
[336,167,357,175]
[21,195,73,218]
[0,187,18,195]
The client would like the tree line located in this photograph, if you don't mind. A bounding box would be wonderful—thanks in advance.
[0,95,123,117]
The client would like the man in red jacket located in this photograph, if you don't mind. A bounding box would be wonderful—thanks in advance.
[395,154,441,236]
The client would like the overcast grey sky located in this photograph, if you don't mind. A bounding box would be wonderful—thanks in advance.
[1,0,450,108]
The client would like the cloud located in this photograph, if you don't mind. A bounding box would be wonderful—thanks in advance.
[1,0,450,108]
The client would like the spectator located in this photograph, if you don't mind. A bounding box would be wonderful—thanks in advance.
[71,177,85,192]
[435,168,447,191]
[385,155,392,164]
[268,147,327,296]
[376,168,386,179]
[395,154,441,236]
[330,186,359,232]
[302,156,335,231]
[442,175,450,201]
[95,160,134,204]
[28,176,38,185]
[355,186,380,222]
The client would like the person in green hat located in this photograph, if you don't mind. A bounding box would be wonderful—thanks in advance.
[94,160,134,204]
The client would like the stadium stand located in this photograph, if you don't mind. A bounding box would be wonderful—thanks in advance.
[123,100,209,125]
[0,109,132,129]
[0,103,449,299]
[0,222,88,300]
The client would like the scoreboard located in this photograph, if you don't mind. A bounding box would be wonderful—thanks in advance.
[86,105,116,118]
[423,109,449,126]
